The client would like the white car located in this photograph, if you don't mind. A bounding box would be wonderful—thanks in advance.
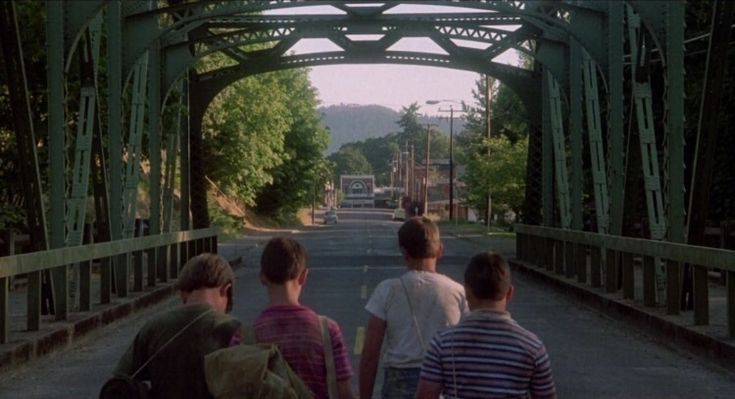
[392,208,406,221]
[324,210,338,224]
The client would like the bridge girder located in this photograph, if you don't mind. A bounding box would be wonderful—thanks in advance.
[28,0,686,277]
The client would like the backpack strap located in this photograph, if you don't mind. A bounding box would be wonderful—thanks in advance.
[319,315,339,399]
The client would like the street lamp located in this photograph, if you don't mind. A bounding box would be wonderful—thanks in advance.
[425,100,465,221]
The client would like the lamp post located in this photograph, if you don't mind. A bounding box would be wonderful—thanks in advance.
[426,100,465,221]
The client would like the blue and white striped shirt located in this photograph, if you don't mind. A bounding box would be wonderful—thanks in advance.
[420,309,556,398]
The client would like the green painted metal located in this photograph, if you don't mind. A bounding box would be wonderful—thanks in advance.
[627,6,668,303]
[149,38,163,236]
[582,50,609,234]
[664,1,685,316]
[606,1,625,237]
[107,1,123,241]
[541,69,554,227]
[546,71,571,229]
[6,0,708,339]
[664,1,686,245]
[122,53,149,239]
[163,82,182,233]
[47,0,67,320]
[0,228,220,279]
[568,38,583,231]
[180,76,191,231]
[515,224,735,273]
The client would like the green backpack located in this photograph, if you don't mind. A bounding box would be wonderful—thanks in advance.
[204,330,314,399]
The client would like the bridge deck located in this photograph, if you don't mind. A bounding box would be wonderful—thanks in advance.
[1,209,734,397]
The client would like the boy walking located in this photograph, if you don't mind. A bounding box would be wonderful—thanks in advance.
[416,252,557,399]
[110,253,240,398]
[360,217,467,398]
[254,237,354,399]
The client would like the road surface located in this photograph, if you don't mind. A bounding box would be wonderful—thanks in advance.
[1,208,734,398]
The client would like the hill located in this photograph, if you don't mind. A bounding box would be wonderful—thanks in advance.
[320,104,462,153]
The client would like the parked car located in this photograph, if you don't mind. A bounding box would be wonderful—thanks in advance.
[324,209,338,224]
[392,208,406,221]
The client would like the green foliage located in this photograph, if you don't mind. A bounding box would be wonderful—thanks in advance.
[327,146,373,178]
[253,68,330,219]
[458,76,529,219]
[462,136,528,220]
[202,72,292,206]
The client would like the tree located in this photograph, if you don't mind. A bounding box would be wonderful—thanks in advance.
[457,75,530,218]
[253,68,329,219]
[202,72,292,206]
[463,136,528,222]
[327,146,373,178]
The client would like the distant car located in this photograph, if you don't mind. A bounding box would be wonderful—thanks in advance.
[324,210,338,224]
[392,208,406,221]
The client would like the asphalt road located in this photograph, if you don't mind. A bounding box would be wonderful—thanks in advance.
[1,208,734,398]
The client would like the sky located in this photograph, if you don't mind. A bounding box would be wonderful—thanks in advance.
[267,3,520,115]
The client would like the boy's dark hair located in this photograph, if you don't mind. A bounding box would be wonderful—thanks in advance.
[260,237,307,284]
[398,217,441,259]
[464,252,511,300]
[176,253,234,293]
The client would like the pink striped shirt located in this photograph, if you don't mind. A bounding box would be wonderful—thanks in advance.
[253,305,352,398]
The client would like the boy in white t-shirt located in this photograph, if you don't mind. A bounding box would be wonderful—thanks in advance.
[359,217,467,399]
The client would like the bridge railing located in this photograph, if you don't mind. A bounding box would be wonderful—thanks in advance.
[0,228,219,344]
[514,224,735,338]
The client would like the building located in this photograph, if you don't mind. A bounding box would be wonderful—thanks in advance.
[340,175,375,208]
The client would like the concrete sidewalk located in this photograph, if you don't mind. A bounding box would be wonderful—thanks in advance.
[0,243,246,374]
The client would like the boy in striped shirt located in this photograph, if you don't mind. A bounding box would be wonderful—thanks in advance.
[254,237,354,399]
[416,252,557,399]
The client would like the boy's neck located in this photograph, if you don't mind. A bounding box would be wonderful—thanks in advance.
[405,257,438,272]
[267,283,301,307]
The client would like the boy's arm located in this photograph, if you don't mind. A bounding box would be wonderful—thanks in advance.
[358,315,386,399]
[337,380,354,399]
[414,380,442,399]
[530,345,557,399]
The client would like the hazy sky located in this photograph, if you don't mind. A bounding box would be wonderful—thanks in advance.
[269,4,520,115]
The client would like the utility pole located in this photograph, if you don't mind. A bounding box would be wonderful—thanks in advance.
[449,106,455,221]
[424,124,432,216]
[485,75,494,228]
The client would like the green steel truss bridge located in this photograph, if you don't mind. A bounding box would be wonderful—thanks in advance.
[0,0,733,350]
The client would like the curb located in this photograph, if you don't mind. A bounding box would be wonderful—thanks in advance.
[0,255,242,374]
[509,259,735,369]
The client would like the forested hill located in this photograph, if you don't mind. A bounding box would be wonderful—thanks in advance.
[320,104,457,153]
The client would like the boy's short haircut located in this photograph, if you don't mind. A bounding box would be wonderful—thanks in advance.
[398,217,441,259]
[176,253,234,293]
[464,252,511,300]
[260,237,307,284]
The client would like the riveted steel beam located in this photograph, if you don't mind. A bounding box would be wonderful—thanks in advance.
[547,71,571,229]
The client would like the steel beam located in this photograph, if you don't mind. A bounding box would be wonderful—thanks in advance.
[149,39,163,236]
[607,1,625,237]
[47,0,67,320]
[568,37,583,231]
[0,1,49,331]
[547,71,571,229]
[582,50,609,234]
[541,68,554,227]
[628,6,668,303]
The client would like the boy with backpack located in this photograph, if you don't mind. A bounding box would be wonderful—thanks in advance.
[254,237,354,399]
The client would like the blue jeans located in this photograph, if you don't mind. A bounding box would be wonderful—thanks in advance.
[381,367,421,399]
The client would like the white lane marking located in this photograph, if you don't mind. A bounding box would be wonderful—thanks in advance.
[361,285,367,299]
[363,265,369,273]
